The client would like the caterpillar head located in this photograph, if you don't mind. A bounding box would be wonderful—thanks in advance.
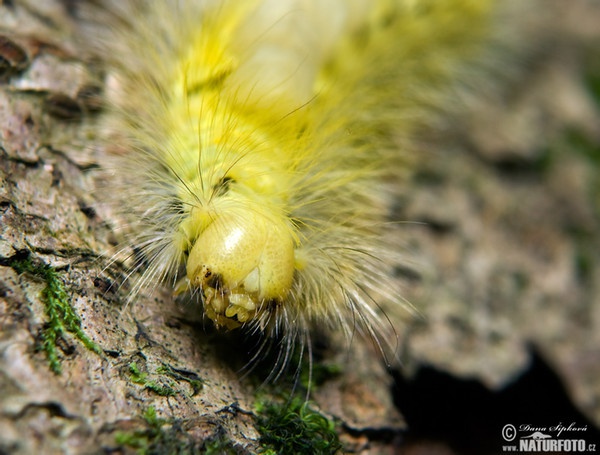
[185,209,295,330]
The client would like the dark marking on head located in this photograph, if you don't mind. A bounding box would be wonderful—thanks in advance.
[206,272,224,290]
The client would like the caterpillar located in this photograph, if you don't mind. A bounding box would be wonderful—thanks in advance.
[80,0,516,368]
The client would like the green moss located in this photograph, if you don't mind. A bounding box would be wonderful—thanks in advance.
[115,406,240,454]
[145,381,177,397]
[563,128,600,217]
[9,252,102,374]
[128,361,147,384]
[128,362,204,397]
[565,128,600,166]
[202,437,239,455]
[113,406,161,452]
[574,245,593,284]
[128,362,177,397]
[114,406,176,453]
[156,363,205,395]
[114,406,195,454]
[256,397,342,455]
[584,48,600,108]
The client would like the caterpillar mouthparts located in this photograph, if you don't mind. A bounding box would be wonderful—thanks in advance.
[185,209,295,329]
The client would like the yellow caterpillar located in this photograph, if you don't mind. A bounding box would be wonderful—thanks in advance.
[81,0,512,359]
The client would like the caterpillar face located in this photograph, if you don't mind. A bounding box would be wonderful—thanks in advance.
[164,110,299,330]
[186,207,295,330]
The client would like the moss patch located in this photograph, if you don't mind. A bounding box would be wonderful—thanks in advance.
[114,407,238,454]
[202,436,239,455]
[114,406,197,454]
[8,251,102,374]
[256,397,342,455]
[128,361,204,397]
[128,362,177,397]
[156,363,205,395]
